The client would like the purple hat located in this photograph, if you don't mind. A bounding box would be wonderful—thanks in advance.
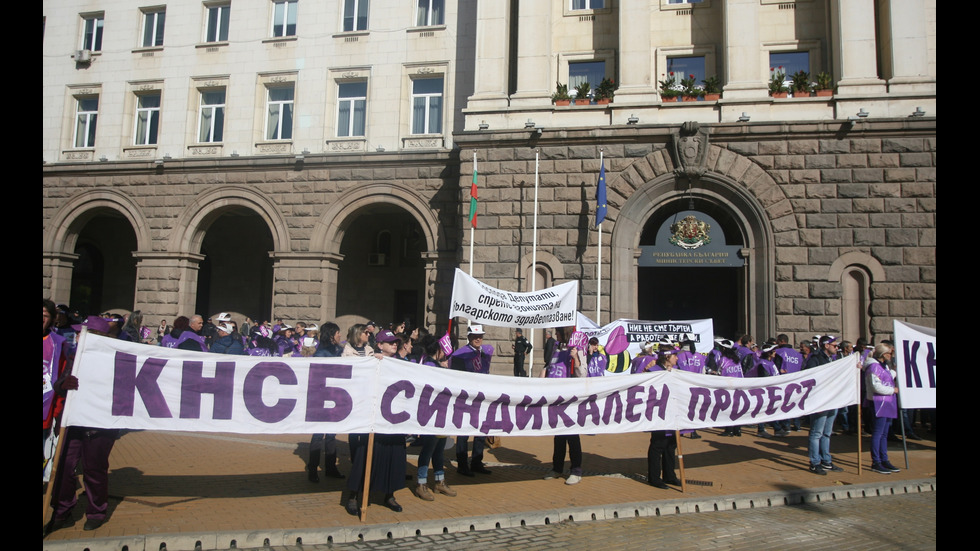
[375,329,399,343]
[73,315,111,334]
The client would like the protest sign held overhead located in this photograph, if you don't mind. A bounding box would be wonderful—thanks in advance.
[449,268,578,329]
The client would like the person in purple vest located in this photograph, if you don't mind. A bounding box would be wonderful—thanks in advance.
[754,344,789,438]
[450,324,494,476]
[646,343,683,489]
[630,341,658,374]
[734,335,755,362]
[542,326,585,485]
[411,335,458,501]
[771,334,805,431]
[579,336,608,377]
[865,343,901,474]
[674,337,705,439]
[713,339,744,437]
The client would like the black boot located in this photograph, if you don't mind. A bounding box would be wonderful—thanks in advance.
[306,449,320,482]
[471,458,492,475]
[323,453,345,479]
[456,453,474,477]
[345,492,360,516]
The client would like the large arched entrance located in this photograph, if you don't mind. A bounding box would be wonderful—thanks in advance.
[335,204,426,330]
[194,207,274,322]
[637,199,745,339]
[610,153,782,341]
[69,211,138,314]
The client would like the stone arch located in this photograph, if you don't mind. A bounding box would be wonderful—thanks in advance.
[608,145,795,339]
[44,189,151,253]
[516,251,565,285]
[170,186,291,253]
[828,251,884,343]
[310,183,440,255]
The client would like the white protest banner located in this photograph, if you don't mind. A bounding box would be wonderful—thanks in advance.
[893,320,936,409]
[579,318,715,356]
[449,268,578,329]
[66,334,858,436]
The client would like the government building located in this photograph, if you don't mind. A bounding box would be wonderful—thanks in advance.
[42,0,936,357]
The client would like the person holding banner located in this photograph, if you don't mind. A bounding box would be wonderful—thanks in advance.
[866,343,901,474]
[712,340,745,437]
[450,325,494,477]
[345,329,407,515]
[412,335,458,501]
[542,327,585,485]
[647,344,683,489]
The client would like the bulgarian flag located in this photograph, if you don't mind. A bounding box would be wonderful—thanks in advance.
[468,159,478,228]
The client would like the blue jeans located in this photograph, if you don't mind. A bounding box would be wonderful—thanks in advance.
[417,435,446,483]
[808,409,837,466]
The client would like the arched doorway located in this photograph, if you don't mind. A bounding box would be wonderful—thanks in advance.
[69,212,138,314]
[194,207,274,322]
[335,204,426,330]
[611,168,778,342]
[637,200,745,339]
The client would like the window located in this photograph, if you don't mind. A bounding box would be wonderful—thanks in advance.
[569,61,605,97]
[81,14,104,51]
[73,97,99,148]
[141,8,166,47]
[415,0,444,26]
[770,51,810,82]
[411,78,442,134]
[206,3,231,42]
[343,0,368,32]
[668,0,703,4]
[198,89,225,142]
[265,86,294,140]
[272,0,297,37]
[337,82,366,137]
[571,0,604,9]
[134,93,161,145]
[667,56,706,83]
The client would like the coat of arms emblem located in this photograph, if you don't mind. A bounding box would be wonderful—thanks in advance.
[669,215,711,249]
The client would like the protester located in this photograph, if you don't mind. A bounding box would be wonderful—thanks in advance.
[345,329,407,515]
[646,343,683,489]
[450,324,494,477]
[412,335,457,501]
[866,343,901,474]
[541,326,584,485]
[804,335,844,475]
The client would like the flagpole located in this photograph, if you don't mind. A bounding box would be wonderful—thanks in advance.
[596,149,603,326]
[528,149,540,376]
[469,151,476,277]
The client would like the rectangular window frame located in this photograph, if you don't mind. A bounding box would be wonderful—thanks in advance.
[265,84,294,141]
[81,13,104,51]
[343,0,369,32]
[410,77,443,135]
[570,0,604,10]
[73,96,99,149]
[205,2,231,43]
[141,7,166,48]
[133,92,162,146]
[198,88,226,143]
[336,81,367,138]
[272,0,298,38]
[415,0,444,27]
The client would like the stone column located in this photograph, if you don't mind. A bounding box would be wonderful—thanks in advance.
[510,0,553,106]
[43,251,79,306]
[830,0,887,95]
[270,252,336,324]
[721,0,768,99]
[132,251,205,323]
[616,0,657,104]
[467,0,511,109]
[880,0,935,94]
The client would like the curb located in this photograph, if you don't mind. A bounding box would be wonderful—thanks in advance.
[43,478,936,551]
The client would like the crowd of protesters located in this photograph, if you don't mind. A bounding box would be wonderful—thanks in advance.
[44,302,933,531]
